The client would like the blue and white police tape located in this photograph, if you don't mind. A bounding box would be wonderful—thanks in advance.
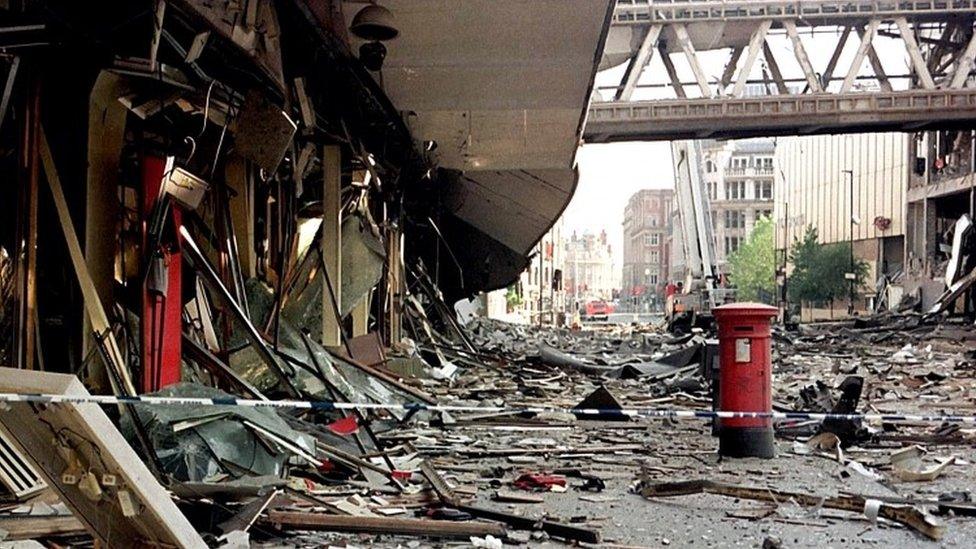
[0,392,972,424]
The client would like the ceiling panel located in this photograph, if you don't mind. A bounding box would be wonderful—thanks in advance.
[344,0,612,254]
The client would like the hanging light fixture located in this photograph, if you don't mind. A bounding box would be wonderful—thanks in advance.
[350,3,398,71]
[350,4,399,41]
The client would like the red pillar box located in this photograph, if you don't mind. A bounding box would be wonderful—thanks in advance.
[714,303,777,458]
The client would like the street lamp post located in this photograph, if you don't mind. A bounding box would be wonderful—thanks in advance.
[644,267,651,312]
[843,169,855,316]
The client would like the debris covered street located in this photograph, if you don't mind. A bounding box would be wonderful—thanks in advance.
[246,315,976,548]
[3,1,976,548]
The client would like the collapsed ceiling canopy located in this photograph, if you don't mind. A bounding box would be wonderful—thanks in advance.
[344,0,614,256]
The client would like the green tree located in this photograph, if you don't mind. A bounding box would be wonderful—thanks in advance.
[728,216,775,303]
[788,225,869,307]
[505,284,522,312]
[788,226,822,303]
[816,242,870,304]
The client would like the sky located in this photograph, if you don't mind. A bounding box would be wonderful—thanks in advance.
[566,142,672,264]
[561,27,914,280]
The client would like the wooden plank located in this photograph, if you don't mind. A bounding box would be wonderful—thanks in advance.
[0,56,18,134]
[21,77,38,371]
[386,226,403,345]
[783,21,822,93]
[264,511,506,538]
[639,479,943,541]
[419,461,600,544]
[0,368,206,548]
[40,126,136,396]
[732,20,772,97]
[322,145,342,347]
[351,295,369,336]
[0,514,86,540]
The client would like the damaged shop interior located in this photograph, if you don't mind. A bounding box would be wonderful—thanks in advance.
[906,129,976,315]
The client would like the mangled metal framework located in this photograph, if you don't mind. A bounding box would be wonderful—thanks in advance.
[589,0,976,141]
[0,1,506,542]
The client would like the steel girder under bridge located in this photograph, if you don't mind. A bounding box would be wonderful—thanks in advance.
[585,0,976,142]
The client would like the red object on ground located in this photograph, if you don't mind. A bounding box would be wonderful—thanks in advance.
[326,415,359,436]
[584,301,610,317]
[513,473,567,491]
[141,156,182,392]
[391,470,413,480]
[713,302,778,458]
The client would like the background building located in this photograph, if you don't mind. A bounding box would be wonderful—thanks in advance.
[669,139,775,283]
[703,138,776,271]
[774,133,908,316]
[622,189,673,310]
[904,129,976,309]
[522,219,567,323]
[565,230,615,308]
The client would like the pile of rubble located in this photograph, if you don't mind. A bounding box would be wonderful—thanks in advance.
[2,297,975,547]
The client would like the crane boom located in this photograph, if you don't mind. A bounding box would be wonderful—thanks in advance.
[671,140,718,310]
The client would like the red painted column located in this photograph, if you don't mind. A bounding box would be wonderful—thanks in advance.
[141,156,182,392]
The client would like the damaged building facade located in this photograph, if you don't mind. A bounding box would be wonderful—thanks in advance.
[0,0,617,546]
[3,1,976,547]
[906,129,976,311]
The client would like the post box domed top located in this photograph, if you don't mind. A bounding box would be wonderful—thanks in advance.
[713,302,778,319]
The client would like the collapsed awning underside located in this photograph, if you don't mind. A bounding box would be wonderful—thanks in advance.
[345,0,613,258]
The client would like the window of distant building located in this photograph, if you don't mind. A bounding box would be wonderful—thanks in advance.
[706,160,714,173]
[758,180,772,200]
[758,209,772,219]
[650,215,659,227]
[725,210,745,229]
[643,234,652,246]
[650,250,660,263]
[650,233,660,245]
[725,236,741,255]
[649,274,659,285]
[725,181,746,200]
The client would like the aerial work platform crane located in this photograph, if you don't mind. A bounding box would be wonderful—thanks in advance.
[667,141,734,333]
